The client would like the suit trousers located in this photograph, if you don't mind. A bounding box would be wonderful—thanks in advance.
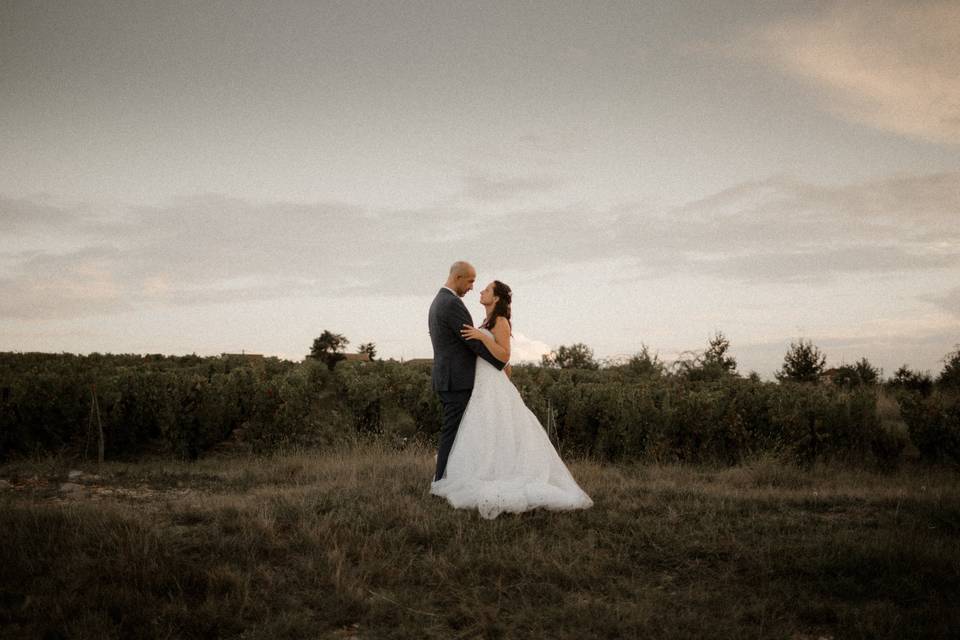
[434,389,472,482]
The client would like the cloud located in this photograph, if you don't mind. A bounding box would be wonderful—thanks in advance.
[511,331,552,363]
[923,285,960,317]
[697,245,956,285]
[0,196,73,233]
[615,172,960,281]
[0,170,958,318]
[0,245,132,319]
[724,1,960,145]
[459,173,562,203]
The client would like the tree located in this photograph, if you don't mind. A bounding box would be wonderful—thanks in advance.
[939,344,960,389]
[703,331,737,373]
[622,344,665,378]
[676,331,738,382]
[541,343,599,370]
[776,338,826,383]
[310,330,349,370]
[357,342,377,361]
[890,364,934,396]
[854,357,880,385]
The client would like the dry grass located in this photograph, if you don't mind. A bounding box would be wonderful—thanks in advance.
[1,443,958,639]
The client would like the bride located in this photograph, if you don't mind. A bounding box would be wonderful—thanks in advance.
[429,279,594,519]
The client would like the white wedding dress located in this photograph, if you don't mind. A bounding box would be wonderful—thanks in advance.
[430,329,594,519]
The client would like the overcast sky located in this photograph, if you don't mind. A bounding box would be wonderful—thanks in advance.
[1,0,958,377]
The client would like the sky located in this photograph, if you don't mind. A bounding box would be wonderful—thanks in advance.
[1,0,958,378]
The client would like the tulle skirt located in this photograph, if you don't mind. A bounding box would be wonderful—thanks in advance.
[430,358,593,520]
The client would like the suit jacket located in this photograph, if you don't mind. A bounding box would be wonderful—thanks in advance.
[428,288,506,392]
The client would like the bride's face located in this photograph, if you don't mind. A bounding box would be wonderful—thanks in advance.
[479,282,498,306]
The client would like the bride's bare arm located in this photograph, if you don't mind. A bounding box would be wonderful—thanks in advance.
[460,317,511,363]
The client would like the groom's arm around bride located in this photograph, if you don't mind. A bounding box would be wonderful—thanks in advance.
[428,285,505,394]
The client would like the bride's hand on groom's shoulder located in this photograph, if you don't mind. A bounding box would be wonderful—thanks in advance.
[460,324,483,341]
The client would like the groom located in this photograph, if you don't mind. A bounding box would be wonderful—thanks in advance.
[428,261,507,482]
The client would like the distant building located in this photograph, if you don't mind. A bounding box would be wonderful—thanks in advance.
[819,367,856,385]
[221,352,266,368]
[221,352,264,361]
[402,358,433,366]
[304,352,372,362]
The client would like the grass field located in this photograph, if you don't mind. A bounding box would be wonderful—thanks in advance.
[1,443,958,639]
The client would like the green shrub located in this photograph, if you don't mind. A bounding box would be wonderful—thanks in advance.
[0,352,944,467]
[898,391,960,465]
[100,369,179,458]
[245,360,351,449]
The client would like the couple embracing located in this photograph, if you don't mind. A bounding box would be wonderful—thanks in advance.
[428,261,593,520]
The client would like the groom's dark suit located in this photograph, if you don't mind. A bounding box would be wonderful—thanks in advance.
[429,287,506,481]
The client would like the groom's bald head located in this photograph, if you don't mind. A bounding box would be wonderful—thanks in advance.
[449,261,473,278]
[446,261,477,297]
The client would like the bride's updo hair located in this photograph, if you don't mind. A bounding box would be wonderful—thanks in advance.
[483,280,512,334]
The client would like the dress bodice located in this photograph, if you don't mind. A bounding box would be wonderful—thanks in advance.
[475,326,508,367]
